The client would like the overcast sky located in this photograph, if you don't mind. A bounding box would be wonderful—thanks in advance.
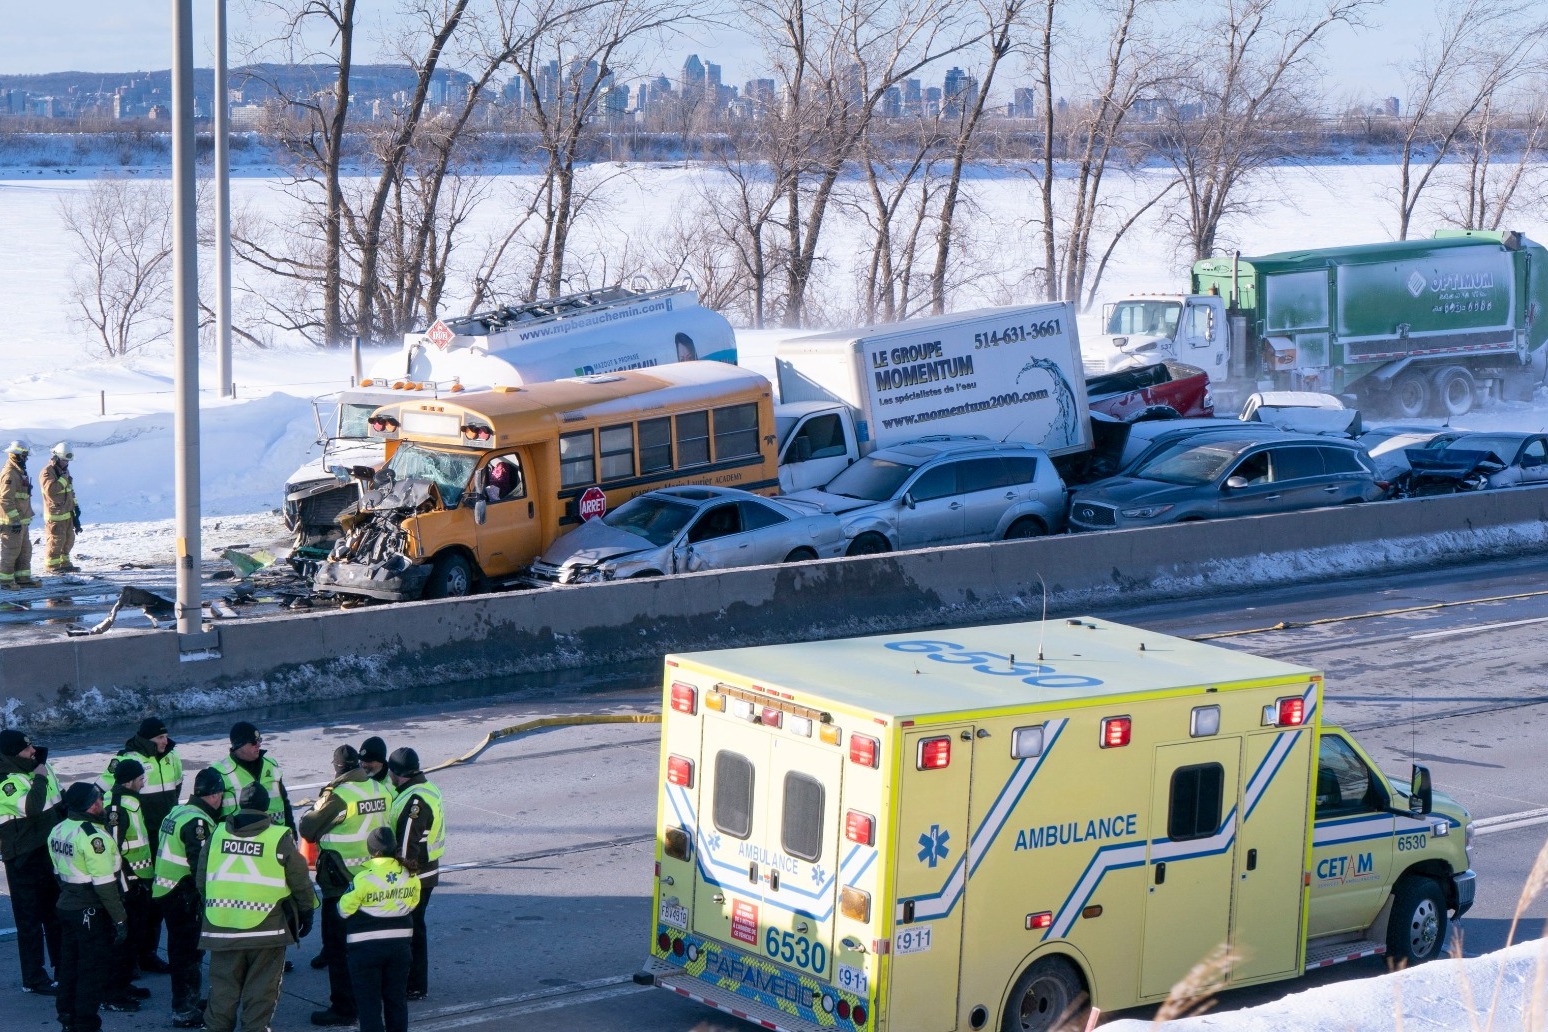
[2,1,1432,104]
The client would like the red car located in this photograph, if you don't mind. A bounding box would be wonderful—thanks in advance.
[1086,361,1213,421]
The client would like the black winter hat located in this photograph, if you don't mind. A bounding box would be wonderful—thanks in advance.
[136,717,169,739]
[238,783,270,813]
[366,827,398,857]
[332,745,360,773]
[192,767,224,798]
[360,737,388,764]
[387,747,421,777]
[112,758,146,785]
[63,782,101,811]
[229,721,260,748]
[0,729,30,756]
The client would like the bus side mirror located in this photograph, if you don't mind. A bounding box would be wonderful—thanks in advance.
[474,498,488,526]
[1409,765,1432,815]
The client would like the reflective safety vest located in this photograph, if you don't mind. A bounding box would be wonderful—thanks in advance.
[103,747,183,807]
[203,822,291,935]
[338,857,421,945]
[48,816,120,888]
[390,781,445,863]
[212,755,285,823]
[319,778,391,872]
[109,791,153,882]
[153,803,213,898]
[0,764,62,825]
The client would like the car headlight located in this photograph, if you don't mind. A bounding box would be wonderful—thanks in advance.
[568,565,609,584]
[1120,504,1174,519]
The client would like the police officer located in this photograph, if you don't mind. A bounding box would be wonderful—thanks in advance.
[41,441,80,574]
[359,737,395,799]
[49,781,131,1030]
[387,747,444,1000]
[0,726,62,994]
[104,759,154,1009]
[197,783,313,1032]
[103,715,183,974]
[0,440,39,589]
[212,722,294,829]
[339,827,420,1032]
[300,744,391,1026]
[152,767,223,1028]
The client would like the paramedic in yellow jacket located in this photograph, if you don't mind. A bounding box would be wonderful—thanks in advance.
[40,442,80,573]
[1,441,39,589]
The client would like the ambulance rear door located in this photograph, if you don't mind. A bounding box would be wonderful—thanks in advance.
[692,718,774,950]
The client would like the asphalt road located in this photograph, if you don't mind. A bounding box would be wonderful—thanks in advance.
[6,553,1548,1031]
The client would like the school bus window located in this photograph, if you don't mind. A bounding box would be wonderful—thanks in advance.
[712,751,755,840]
[560,430,596,487]
[1167,763,1223,841]
[781,772,825,863]
[599,424,635,480]
[713,403,759,460]
[677,411,710,467]
[639,417,673,473]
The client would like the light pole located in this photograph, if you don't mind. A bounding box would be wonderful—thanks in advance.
[172,0,205,641]
[215,0,234,398]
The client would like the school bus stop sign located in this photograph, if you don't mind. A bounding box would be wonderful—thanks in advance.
[578,486,608,521]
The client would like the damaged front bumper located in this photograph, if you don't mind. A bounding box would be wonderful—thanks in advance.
[312,556,431,602]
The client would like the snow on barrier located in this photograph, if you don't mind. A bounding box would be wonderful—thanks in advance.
[3,489,1548,732]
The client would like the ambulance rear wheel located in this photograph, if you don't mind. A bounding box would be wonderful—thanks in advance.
[1002,956,1087,1032]
[1387,876,1448,966]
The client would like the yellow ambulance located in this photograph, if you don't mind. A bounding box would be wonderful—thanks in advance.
[639,618,1474,1031]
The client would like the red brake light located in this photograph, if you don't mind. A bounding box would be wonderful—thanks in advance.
[1100,716,1131,748]
[666,755,694,787]
[760,706,783,729]
[844,809,875,846]
[853,1004,868,1025]
[1277,697,1305,727]
[849,734,879,768]
[917,736,951,770]
[670,682,697,716]
[1025,911,1052,930]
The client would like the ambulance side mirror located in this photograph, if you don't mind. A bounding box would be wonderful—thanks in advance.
[1408,764,1432,816]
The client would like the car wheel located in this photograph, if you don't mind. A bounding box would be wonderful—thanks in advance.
[1001,956,1087,1032]
[1432,366,1475,418]
[783,547,818,563]
[846,533,891,557]
[1392,370,1431,419]
[1004,517,1047,540]
[1387,876,1448,966]
[424,553,475,599]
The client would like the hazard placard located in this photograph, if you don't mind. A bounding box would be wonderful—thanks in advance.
[426,320,455,350]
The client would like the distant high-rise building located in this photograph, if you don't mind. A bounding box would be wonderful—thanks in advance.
[683,54,705,90]
[882,85,901,119]
[903,78,922,117]
[925,86,942,115]
[1012,87,1036,119]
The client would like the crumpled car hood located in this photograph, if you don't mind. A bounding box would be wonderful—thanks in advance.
[359,478,439,513]
[537,518,657,566]
[782,489,880,515]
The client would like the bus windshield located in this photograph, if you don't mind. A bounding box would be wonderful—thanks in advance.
[383,443,477,507]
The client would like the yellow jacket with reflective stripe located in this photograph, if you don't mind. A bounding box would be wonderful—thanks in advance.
[338,856,420,944]
[1,460,32,523]
[196,812,313,951]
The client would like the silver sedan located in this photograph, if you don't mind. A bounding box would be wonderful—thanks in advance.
[522,485,847,585]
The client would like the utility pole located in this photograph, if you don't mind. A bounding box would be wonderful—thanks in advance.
[172,0,206,642]
[215,0,234,398]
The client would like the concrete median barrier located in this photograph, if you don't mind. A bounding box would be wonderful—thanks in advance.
[4,490,1548,732]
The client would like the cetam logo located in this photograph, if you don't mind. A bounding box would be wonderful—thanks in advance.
[426,320,455,350]
[578,486,608,521]
[1407,271,1427,298]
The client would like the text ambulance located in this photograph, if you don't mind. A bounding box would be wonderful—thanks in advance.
[638,619,1474,1032]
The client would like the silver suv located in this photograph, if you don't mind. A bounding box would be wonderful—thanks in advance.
[785,438,1067,555]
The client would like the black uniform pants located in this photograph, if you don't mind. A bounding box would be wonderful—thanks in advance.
[112,880,151,997]
[3,847,61,988]
[409,880,434,995]
[321,899,356,1017]
[347,938,411,1032]
[56,905,114,1032]
[158,884,204,1013]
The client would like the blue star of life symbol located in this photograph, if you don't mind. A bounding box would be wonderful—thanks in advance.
[705,833,722,853]
[810,864,827,887]
[917,824,951,868]
[386,871,398,884]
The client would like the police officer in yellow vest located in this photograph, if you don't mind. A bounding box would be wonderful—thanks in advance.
[1,441,40,589]
[300,744,391,1027]
[49,781,129,1032]
[103,715,183,975]
[104,759,155,1009]
[41,441,81,573]
[388,747,445,1001]
[212,722,295,829]
[196,782,313,1032]
[153,767,223,1029]
[339,827,420,1032]
[0,726,63,995]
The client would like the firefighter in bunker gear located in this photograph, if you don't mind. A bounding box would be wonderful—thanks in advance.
[388,747,445,1000]
[50,781,130,1031]
[153,766,223,1028]
[0,726,62,994]
[1,440,38,588]
[196,782,314,1032]
[41,441,80,573]
[339,827,421,1032]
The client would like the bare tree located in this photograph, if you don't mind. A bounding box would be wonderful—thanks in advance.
[1441,93,1548,231]
[851,119,947,322]
[58,179,174,357]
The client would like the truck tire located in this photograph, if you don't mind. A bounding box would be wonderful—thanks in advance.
[1432,366,1476,417]
[1001,955,1087,1032]
[425,553,475,599]
[1386,876,1448,966]
[846,533,891,557]
[1391,371,1431,419]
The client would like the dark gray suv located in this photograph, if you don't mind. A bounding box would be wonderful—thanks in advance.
[1068,431,1385,531]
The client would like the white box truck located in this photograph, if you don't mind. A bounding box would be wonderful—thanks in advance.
[774,304,1091,492]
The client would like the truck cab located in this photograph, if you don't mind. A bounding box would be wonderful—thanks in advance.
[1095,294,1229,375]
[776,402,859,493]
[283,386,402,570]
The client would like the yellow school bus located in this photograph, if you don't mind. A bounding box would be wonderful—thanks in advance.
[313,362,778,601]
